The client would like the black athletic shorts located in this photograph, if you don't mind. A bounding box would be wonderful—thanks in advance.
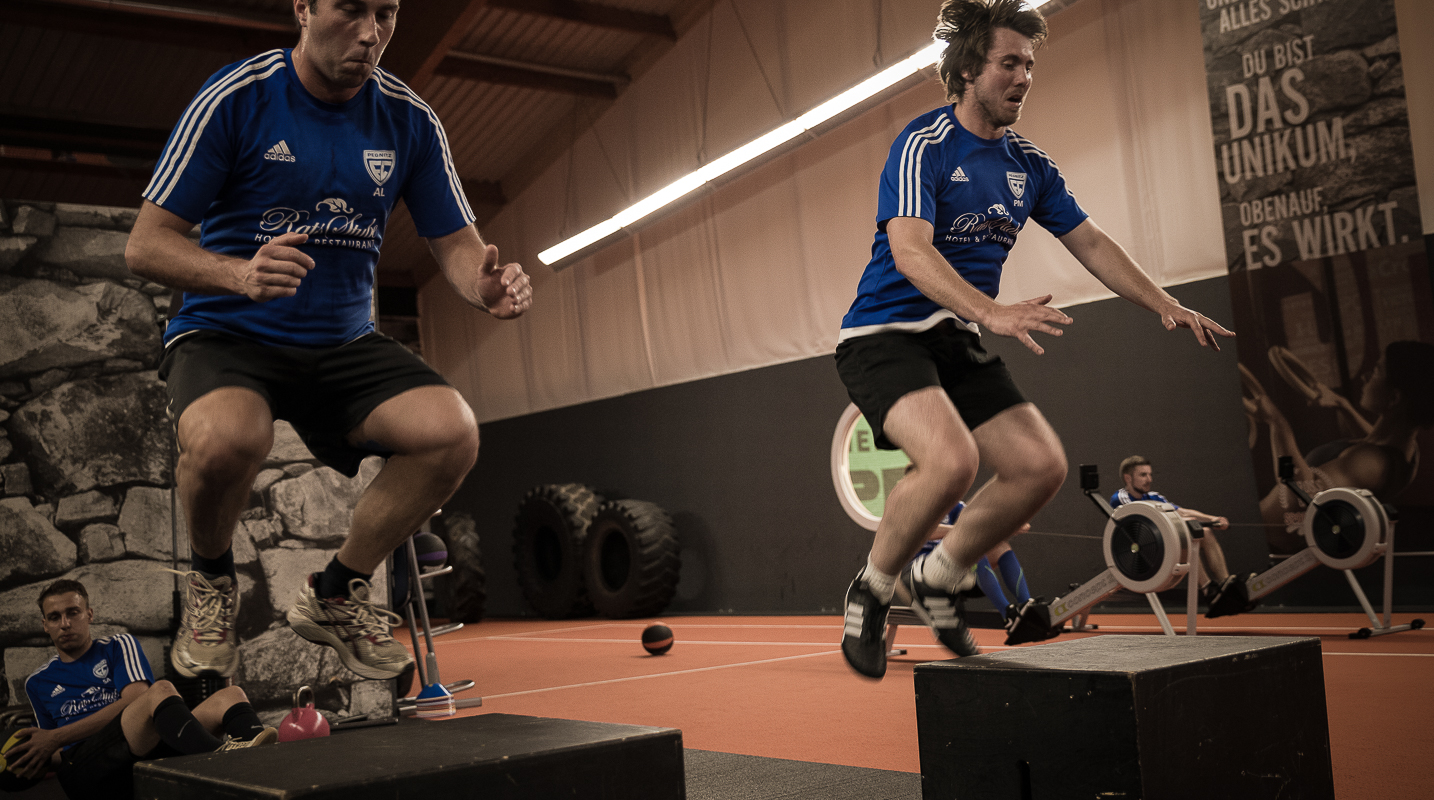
[834,318,1027,450]
[158,329,452,476]
[57,713,180,800]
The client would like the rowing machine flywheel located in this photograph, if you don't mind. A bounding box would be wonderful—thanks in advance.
[1302,487,1388,570]
[1103,501,1190,594]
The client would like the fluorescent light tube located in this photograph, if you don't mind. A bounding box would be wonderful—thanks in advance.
[537,41,943,266]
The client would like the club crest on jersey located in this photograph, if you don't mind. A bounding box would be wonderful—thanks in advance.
[364,150,395,186]
[92,659,109,680]
[1006,171,1026,199]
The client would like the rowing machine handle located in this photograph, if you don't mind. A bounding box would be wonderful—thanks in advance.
[1277,456,1314,506]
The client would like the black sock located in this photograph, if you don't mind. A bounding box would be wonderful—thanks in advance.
[317,556,371,600]
[220,701,266,741]
[152,695,222,754]
[192,548,236,582]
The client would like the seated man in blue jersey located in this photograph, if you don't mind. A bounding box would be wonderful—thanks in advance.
[835,0,1233,679]
[124,0,531,682]
[8,580,274,800]
[1110,455,1243,616]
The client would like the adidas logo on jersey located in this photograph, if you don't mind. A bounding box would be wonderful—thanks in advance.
[264,140,296,163]
[950,167,969,182]
[51,684,64,697]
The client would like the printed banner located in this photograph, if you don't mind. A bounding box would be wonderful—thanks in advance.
[1200,0,1421,271]
[1201,0,1434,552]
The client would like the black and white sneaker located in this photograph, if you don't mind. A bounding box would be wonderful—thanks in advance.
[841,571,890,679]
[1205,573,1253,619]
[898,555,979,657]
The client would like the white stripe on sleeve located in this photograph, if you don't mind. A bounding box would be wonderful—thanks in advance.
[896,117,953,218]
[372,69,476,225]
[146,51,287,205]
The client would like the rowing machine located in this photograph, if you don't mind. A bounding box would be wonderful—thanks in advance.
[1005,465,1207,645]
[1231,457,1424,639]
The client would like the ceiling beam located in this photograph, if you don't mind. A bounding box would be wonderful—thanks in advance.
[437,53,619,97]
[0,114,169,160]
[486,0,675,40]
[378,0,491,92]
[8,0,293,52]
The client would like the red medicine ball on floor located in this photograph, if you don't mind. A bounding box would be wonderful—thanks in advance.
[642,623,674,655]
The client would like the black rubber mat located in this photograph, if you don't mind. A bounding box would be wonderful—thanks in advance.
[684,749,919,800]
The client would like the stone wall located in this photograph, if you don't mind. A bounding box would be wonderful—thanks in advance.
[0,200,393,726]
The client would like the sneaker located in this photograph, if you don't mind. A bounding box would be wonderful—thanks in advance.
[841,571,890,679]
[1205,573,1251,619]
[898,555,979,657]
[1003,603,1021,627]
[165,569,239,678]
[215,727,278,752]
[286,574,413,680]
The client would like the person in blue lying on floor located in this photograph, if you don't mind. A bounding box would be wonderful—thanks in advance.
[8,580,276,800]
[914,499,1032,629]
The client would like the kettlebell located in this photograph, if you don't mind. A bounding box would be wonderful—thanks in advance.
[277,686,330,742]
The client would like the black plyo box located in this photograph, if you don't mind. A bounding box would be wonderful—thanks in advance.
[915,635,1333,800]
[134,713,685,799]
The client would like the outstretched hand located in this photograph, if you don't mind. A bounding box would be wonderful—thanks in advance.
[1160,303,1234,351]
[474,243,532,319]
[983,294,1072,355]
[236,232,314,302]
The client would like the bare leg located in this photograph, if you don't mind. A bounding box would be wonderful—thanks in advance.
[336,385,479,574]
[120,681,178,757]
[176,388,274,559]
[190,685,252,733]
[869,387,979,575]
[938,403,1066,568]
[1201,532,1231,582]
[984,540,1012,561]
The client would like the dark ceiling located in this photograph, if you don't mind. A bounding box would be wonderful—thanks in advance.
[0,0,715,285]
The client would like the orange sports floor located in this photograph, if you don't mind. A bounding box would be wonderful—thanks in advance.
[407,612,1433,798]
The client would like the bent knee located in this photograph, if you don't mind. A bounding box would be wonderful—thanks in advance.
[1001,452,1066,497]
[435,417,479,475]
[213,685,249,704]
[919,450,979,501]
[180,424,272,477]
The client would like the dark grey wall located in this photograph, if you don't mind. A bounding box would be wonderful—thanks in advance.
[449,275,1429,617]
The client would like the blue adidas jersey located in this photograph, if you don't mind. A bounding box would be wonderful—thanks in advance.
[145,49,475,348]
[24,635,153,740]
[1110,489,1175,508]
[840,106,1088,339]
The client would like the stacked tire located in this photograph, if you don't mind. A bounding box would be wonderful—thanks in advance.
[584,500,680,619]
[440,512,487,624]
[512,484,602,618]
[512,485,680,619]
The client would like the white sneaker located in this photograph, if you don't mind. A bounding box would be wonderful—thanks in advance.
[286,574,413,680]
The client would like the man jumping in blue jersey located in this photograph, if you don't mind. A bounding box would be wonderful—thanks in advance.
[9,581,274,799]
[125,0,532,681]
[835,0,1233,678]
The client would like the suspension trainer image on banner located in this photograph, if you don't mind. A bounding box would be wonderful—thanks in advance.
[1199,0,1434,554]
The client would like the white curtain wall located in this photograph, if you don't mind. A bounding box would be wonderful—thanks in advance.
[421,0,1433,424]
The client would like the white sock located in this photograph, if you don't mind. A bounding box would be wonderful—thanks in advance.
[920,543,973,593]
[862,559,897,604]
